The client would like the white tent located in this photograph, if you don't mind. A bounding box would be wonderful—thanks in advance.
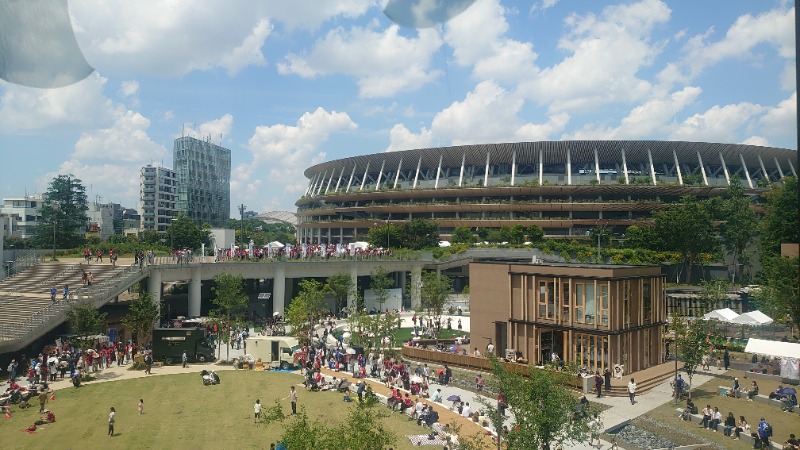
[438,241,452,247]
[265,241,285,248]
[702,308,740,322]
[745,338,800,380]
[730,310,773,326]
[352,241,370,250]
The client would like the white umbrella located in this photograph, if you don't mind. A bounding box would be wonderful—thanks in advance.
[438,241,452,247]
[346,348,356,355]
[411,375,423,384]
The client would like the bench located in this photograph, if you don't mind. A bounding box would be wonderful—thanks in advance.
[675,408,784,450]
[716,386,791,409]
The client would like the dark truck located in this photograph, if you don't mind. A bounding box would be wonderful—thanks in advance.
[151,328,216,365]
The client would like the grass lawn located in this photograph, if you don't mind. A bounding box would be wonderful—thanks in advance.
[645,374,799,449]
[0,371,441,450]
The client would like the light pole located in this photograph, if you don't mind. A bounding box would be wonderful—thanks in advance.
[385,219,390,249]
[51,204,60,261]
[238,203,246,254]
[170,218,177,251]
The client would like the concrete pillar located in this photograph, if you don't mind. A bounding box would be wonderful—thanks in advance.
[147,270,162,319]
[348,265,358,310]
[411,266,422,310]
[188,268,201,318]
[273,266,286,316]
[697,151,709,186]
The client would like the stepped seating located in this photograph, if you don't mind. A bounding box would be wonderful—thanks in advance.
[604,361,683,397]
[0,263,128,343]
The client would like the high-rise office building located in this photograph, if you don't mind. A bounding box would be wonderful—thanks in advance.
[139,165,178,233]
[173,136,231,227]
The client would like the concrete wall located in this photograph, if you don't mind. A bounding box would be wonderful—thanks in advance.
[469,262,510,357]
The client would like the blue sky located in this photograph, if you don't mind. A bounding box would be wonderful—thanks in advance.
[0,0,795,216]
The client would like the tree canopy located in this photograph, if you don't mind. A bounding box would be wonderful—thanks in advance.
[227,218,296,247]
[324,272,354,314]
[32,175,89,249]
[420,271,452,337]
[122,292,162,346]
[66,304,107,344]
[166,214,211,250]
[759,176,798,258]
[365,218,439,249]
[652,197,717,283]
[369,267,393,311]
[285,279,327,342]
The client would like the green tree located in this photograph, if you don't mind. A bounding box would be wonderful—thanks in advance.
[32,175,89,250]
[716,183,759,283]
[697,279,727,314]
[285,279,326,342]
[670,315,709,391]
[369,266,393,311]
[122,292,161,347]
[401,218,440,249]
[756,256,800,335]
[652,198,717,283]
[166,214,211,250]
[508,224,526,244]
[325,272,354,314]
[526,224,544,243]
[211,273,249,359]
[261,395,396,449]
[66,304,107,347]
[622,225,655,250]
[347,310,400,350]
[451,226,475,244]
[478,356,587,450]
[366,222,401,249]
[759,176,799,258]
[420,271,453,338]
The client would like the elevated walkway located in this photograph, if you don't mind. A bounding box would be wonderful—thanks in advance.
[431,247,564,271]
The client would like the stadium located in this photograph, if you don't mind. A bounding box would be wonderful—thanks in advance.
[295,141,797,244]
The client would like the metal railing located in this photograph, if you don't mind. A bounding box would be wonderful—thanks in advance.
[150,252,427,267]
[3,250,46,278]
[0,263,147,344]
[33,263,83,291]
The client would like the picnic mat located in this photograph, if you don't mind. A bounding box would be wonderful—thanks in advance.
[406,434,447,446]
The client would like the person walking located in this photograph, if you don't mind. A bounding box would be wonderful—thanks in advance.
[594,372,603,398]
[50,286,57,303]
[254,399,261,423]
[723,349,730,371]
[628,378,637,405]
[63,285,69,300]
[108,407,116,436]
[288,386,297,415]
[604,368,612,391]
[182,350,187,368]
[138,399,144,415]
[588,412,602,448]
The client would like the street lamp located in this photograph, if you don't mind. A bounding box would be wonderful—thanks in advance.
[238,203,246,253]
[51,204,60,261]
[170,217,177,251]
[385,219,390,249]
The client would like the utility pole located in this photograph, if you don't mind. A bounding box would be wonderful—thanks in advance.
[239,203,246,256]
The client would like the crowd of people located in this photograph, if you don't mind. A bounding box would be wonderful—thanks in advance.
[214,242,395,262]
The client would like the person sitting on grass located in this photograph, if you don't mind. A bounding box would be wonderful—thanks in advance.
[747,381,759,401]
[722,412,736,436]
[400,393,413,414]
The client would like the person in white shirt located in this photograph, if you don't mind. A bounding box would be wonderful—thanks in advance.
[461,402,472,418]
[254,399,261,423]
[431,388,442,403]
[628,378,637,405]
[487,342,495,355]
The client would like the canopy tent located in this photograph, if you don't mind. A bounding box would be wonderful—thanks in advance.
[730,310,773,326]
[702,308,740,322]
[264,241,285,248]
[352,241,370,250]
[745,338,800,381]
[438,241,452,247]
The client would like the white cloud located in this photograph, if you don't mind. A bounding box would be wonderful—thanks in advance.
[73,110,167,163]
[387,81,569,149]
[119,80,139,97]
[518,0,670,112]
[260,0,373,30]
[670,102,765,142]
[385,123,433,152]
[235,108,357,207]
[759,91,796,139]
[445,0,538,84]
[0,73,117,132]
[566,86,701,140]
[70,1,273,77]
[530,0,560,16]
[741,136,770,147]
[278,24,443,98]
[680,6,794,79]
[181,114,235,141]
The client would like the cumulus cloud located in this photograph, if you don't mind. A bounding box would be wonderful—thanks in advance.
[70,1,273,76]
[181,114,235,141]
[234,108,357,208]
[119,80,139,97]
[260,0,373,30]
[565,86,702,140]
[445,0,538,84]
[670,102,765,143]
[680,6,794,79]
[758,91,796,141]
[387,81,569,150]
[0,73,117,133]
[518,0,670,112]
[278,24,443,97]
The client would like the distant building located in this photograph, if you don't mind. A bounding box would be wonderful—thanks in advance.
[140,165,178,233]
[254,210,298,227]
[173,136,231,228]
[86,201,115,241]
[0,194,43,239]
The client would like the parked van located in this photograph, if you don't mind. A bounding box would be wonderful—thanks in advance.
[244,336,301,370]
